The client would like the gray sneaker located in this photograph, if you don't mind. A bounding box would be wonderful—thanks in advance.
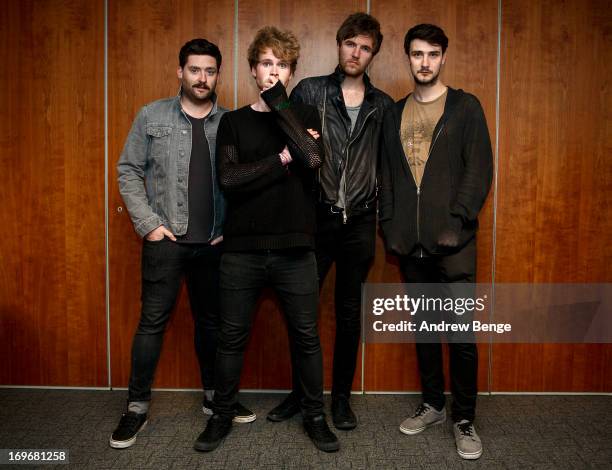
[399,403,446,435]
[453,420,483,460]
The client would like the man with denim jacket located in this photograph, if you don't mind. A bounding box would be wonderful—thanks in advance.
[110,38,254,450]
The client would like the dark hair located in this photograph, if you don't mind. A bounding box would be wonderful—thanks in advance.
[179,38,222,69]
[336,12,383,56]
[404,24,448,55]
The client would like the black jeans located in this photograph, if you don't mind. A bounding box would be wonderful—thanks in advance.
[214,250,324,418]
[399,238,478,422]
[310,208,376,398]
[128,239,221,402]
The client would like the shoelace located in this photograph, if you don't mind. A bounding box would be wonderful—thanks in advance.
[457,421,474,437]
[412,404,430,418]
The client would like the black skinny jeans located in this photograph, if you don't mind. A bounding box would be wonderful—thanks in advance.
[214,250,324,418]
[287,208,376,399]
[399,238,478,423]
[128,239,220,402]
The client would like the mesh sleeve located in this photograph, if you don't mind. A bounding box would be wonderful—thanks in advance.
[217,143,286,194]
[262,82,323,169]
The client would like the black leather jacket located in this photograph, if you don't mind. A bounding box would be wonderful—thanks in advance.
[290,67,393,218]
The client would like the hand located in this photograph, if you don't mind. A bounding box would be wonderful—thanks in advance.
[279,146,293,166]
[145,225,176,242]
[437,229,459,249]
[306,128,320,140]
[210,235,223,246]
[262,75,279,92]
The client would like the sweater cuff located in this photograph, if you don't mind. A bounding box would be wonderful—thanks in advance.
[261,80,291,111]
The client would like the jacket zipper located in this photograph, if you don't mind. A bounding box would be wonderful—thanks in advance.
[343,107,376,224]
[414,123,445,257]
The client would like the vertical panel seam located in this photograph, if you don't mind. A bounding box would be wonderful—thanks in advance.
[489,0,503,396]
[104,0,112,390]
[234,0,239,109]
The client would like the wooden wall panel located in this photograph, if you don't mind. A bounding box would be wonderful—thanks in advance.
[236,0,366,390]
[0,0,106,386]
[493,0,612,391]
[108,0,235,389]
[365,0,498,391]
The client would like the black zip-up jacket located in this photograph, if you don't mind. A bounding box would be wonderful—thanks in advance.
[379,87,493,257]
[290,67,393,218]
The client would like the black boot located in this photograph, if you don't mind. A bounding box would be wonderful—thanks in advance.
[303,414,340,452]
[332,396,357,430]
[267,392,300,422]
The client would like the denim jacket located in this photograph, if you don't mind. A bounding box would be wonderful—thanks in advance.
[117,94,227,239]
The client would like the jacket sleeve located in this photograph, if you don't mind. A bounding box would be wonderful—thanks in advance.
[262,81,323,170]
[378,108,395,233]
[216,113,288,194]
[116,105,163,238]
[450,96,493,222]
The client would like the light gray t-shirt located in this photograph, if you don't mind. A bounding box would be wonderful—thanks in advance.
[346,104,361,134]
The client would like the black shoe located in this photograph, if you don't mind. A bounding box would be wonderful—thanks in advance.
[233,402,257,424]
[109,412,148,449]
[203,396,256,424]
[332,396,357,430]
[267,393,300,422]
[194,415,232,452]
[303,414,340,452]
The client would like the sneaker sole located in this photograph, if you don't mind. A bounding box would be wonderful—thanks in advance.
[399,415,446,435]
[233,413,257,424]
[109,420,147,449]
[203,407,256,424]
[457,447,483,460]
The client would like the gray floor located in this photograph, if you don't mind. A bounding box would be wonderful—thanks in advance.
[0,389,610,469]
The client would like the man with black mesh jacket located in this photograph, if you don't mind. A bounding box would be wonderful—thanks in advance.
[193,26,339,453]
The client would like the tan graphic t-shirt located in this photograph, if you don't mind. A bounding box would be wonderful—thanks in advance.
[400,88,447,187]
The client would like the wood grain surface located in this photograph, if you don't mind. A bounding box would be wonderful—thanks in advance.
[492,0,612,391]
[0,0,107,386]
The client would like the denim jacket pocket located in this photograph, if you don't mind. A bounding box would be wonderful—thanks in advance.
[146,125,173,158]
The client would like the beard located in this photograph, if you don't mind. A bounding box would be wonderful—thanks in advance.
[340,58,366,77]
[412,69,440,86]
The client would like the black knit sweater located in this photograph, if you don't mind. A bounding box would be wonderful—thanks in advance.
[216,81,323,252]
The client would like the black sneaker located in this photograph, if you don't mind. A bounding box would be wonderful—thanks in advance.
[303,414,340,452]
[267,392,300,422]
[194,414,233,452]
[109,412,148,449]
[203,399,256,424]
[332,396,357,430]
[233,402,257,423]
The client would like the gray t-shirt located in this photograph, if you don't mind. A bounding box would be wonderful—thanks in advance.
[346,104,361,134]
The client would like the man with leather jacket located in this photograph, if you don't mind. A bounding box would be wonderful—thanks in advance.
[266,12,393,430]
